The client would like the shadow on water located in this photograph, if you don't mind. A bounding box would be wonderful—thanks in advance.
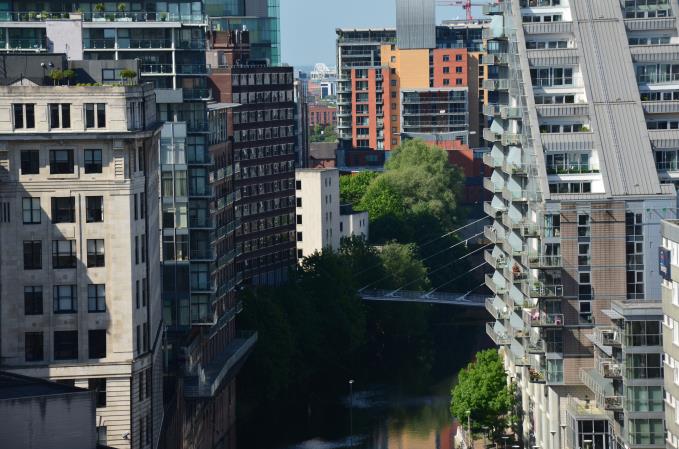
[240,305,493,449]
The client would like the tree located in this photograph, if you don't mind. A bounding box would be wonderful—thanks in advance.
[383,139,464,230]
[358,175,406,223]
[377,242,430,291]
[450,349,515,436]
[120,69,137,85]
[49,69,63,86]
[310,124,337,143]
[340,171,379,205]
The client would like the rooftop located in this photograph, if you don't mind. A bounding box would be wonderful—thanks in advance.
[0,371,87,400]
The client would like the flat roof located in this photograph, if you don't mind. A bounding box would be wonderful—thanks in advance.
[0,371,88,400]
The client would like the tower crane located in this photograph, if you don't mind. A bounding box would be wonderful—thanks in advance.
[436,1,490,22]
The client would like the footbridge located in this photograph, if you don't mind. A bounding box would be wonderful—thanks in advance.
[359,289,486,307]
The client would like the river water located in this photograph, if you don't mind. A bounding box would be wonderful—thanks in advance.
[269,310,491,449]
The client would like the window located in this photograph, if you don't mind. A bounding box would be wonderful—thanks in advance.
[49,149,74,174]
[88,329,106,359]
[13,104,35,129]
[443,79,450,86]
[297,214,302,225]
[54,330,78,360]
[23,240,42,270]
[52,240,76,269]
[530,67,574,87]
[627,353,662,379]
[578,214,591,237]
[51,197,75,223]
[88,284,106,312]
[456,67,463,73]
[87,239,105,267]
[297,232,303,242]
[141,235,146,263]
[53,285,77,313]
[49,104,71,129]
[629,419,664,445]
[22,198,41,224]
[140,192,145,219]
[296,180,302,190]
[96,426,107,446]
[86,196,103,223]
[625,321,661,347]
[443,67,450,74]
[85,103,106,128]
[25,332,44,362]
[456,78,463,85]
[88,378,107,408]
[24,286,43,315]
[578,243,591,266]
[136,280,140,308]
[443,55,450,62]
[20,150,39,174]
[626,386,663,412]
[84,149,102,174]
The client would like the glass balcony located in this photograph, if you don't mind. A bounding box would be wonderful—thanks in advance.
[501,107,522,120]
[600,360,623,379]
[486,322,511,346]
[484,177,503,193]
[7,38,45,50]
[83,39,116,49]
[546,163,599,175]
[483,78,510,91]
[483,151,503,168]
[523,308,564,327]
[526,282,563,298]
[528,254,562,269]
[177,64,209,75]
[183,88,212,100]
[485,248,508,270]
[83,11,206,23]
[482,53,509,66]
[118,39,173,49]
[483,4,504,15]
[519,223,541,238]
[484,225,499,243]
[486,273,508,295]
[526,338,546,354]
[483,127,501,143]
[140,63,174,74]
[483,104,501,117]
[485,297,509,320]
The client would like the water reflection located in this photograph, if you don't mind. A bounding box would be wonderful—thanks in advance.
[278,382,457,449]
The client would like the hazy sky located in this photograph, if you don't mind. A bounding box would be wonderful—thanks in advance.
[280,1,482,68]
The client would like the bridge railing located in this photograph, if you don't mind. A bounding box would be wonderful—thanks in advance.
[360,289,485,306]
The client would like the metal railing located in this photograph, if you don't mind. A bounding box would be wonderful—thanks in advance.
[486,322,511,346]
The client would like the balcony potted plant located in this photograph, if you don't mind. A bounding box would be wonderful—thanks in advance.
[117,3,132,21]
[159,11,168,21]
[62,69,75,86]
[120,69,137,85]
[93,3,106,21]
[50,69,63,86]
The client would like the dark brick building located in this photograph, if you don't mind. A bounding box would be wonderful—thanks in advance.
[208,31,297,286]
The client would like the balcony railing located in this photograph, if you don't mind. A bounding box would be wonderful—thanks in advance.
[177,64,209,75]
[527,254,562,268]
[183,88,212,100]
[604,396,623,411]
[524,309,564,327]
[83,39,116,49]
[484,225,498,244]
[601,360,623,379]
[119,39,173,49]
[140,63,174,74]
[485,274,508,295]
[485,249,508,270]
[486,322,511,346]
[83,11,206,23]
[483,152,503,168]
[546,164,599,175]
[485,297,509,320]
[484,177,503,193]
[483,78,510,91]
[7,38,45,50]
[527,282,563,298]
[526,339,545,354]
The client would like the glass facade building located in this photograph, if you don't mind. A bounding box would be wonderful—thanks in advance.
[205,0,280,65]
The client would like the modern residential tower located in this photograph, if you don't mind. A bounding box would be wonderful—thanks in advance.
[483,1,679,449]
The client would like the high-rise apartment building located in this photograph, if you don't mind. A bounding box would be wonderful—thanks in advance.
[661,220,679,448]
[208,30,297,286]
[0,55,163,449]
[204,0,281,65]
[483,1,679,449]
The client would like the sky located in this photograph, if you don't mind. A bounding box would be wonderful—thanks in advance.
[280,1,483,68]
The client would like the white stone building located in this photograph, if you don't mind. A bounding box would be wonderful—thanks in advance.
[295,168,369,259]
[0,63,162,449]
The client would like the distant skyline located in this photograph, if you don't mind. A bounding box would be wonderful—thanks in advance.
[280,1,483,68]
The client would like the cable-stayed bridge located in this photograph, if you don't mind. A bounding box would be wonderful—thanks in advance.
[359,289,486,307]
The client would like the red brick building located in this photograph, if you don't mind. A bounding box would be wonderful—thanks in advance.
[308,103,337,128]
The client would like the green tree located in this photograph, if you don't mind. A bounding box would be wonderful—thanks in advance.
[377,242,430,291]
[339,171,379,205]
[384,139,463,229]
[310,124,337,142]
[450,349,515,435]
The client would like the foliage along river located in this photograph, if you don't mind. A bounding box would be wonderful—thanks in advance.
[240,306,492,449]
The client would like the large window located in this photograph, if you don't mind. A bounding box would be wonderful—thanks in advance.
[20,150,39,174]
[87,239,105,267]
[51,197,75,223]
[628,419,664,445]
[24,286,43,315]
[88,378,107,408]
[25,332,44,362]
[23,240,42,270]
[52,240,76,269]
[84,149,103,173]
[22,198,41,224]
[625,321,661,346]
[88,284,106,312]
[530,67,574,87]
[85,103,106,128]
[49,149,74,174]
[13,103,35,129]
[86,196,104,223]
[49,104,71,129]
[626,386,664,412]
[636,63,679,84]
[624,0,673,19]
[88,330,106,359]
[54,285,77,313]
[627,353,662,379]
[54,330,78,360]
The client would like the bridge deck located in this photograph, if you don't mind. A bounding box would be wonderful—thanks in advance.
[359,289,486,307]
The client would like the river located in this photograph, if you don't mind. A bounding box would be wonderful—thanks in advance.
[257,307,492,449]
